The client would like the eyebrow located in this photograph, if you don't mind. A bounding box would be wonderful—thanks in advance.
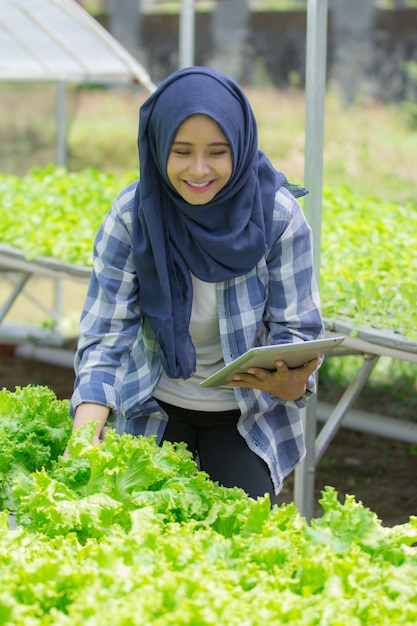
[171,140,230,147]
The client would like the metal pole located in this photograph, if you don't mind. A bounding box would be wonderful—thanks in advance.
[0,274,30,322]
[179,0,195,68]
[293,399,318,522]
[293,0,328,522]
[315,356,379,464]
[55,81,67,167]
[303,0,328,283]
[53,278,64,334]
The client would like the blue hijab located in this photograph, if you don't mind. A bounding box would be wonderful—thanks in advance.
[133,67,289,379]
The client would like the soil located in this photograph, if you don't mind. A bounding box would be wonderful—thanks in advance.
[1,347,416,527]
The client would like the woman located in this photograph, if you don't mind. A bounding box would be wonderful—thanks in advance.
[70,66,324,501]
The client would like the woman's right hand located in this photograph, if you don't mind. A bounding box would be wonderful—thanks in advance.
[72,402,110,442]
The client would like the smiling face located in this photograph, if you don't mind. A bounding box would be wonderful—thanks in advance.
[166,114,233,205]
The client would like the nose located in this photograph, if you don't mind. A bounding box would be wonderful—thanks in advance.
[188,154,210,177]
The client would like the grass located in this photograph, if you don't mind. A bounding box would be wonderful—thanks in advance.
[2,83,417,203]
[139,1,308,14]
[68,85,417,205]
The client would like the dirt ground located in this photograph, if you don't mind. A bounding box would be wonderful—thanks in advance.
[1,348,416,527]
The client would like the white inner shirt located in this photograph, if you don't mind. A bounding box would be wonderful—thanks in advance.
[154,274,239,411]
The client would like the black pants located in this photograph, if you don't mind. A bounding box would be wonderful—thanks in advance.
[157,399,275,501]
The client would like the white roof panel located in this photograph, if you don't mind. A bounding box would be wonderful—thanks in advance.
[0,0,155,90]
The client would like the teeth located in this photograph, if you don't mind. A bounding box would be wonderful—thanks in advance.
[186,180,210,188]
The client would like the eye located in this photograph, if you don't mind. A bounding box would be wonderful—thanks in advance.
[172,149,191,156]
[210,147,231,158]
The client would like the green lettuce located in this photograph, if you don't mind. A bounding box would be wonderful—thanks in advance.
[2,489,417,625]
[15,425,265,540]
[2,395,417,624]
[0,385,72,510]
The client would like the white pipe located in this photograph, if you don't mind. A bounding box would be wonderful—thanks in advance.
[303,0,328,285]
[317,401,417,445]
[55,81,67,167]
[295,0,329,522]
[0,322,63,345]
[15,343,75,369]
[179,0,195,68]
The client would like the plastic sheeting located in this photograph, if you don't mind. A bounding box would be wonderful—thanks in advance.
[0,0,155,90]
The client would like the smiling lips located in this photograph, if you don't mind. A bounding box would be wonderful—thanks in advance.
[184,179,214,192]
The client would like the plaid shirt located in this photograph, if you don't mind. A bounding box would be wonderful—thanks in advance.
[71,181,324,494]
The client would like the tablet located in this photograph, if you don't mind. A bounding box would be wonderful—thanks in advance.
[199,336,345,388]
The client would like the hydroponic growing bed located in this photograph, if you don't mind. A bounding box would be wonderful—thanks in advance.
[0,166,416,343]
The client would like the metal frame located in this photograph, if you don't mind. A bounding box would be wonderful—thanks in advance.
[303,0,328,279]
[294,329,417,520]
[179,0,195,68]
[0,244,90,342]
[293,0,417,520]
[292,0,328,521]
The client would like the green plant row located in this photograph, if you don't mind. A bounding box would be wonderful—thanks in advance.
[0,166,137,267]
[0,386,72,511]
[0,166,415,341]
[1,386,417,625]
[320,186,417,341]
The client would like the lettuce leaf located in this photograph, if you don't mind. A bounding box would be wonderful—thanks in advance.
[0,386,72,510]
[5,426,417,625]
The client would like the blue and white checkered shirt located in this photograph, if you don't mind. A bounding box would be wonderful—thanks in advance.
[71,181,324,494]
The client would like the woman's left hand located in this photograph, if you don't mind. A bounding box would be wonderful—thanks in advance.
[228,357,322,401]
